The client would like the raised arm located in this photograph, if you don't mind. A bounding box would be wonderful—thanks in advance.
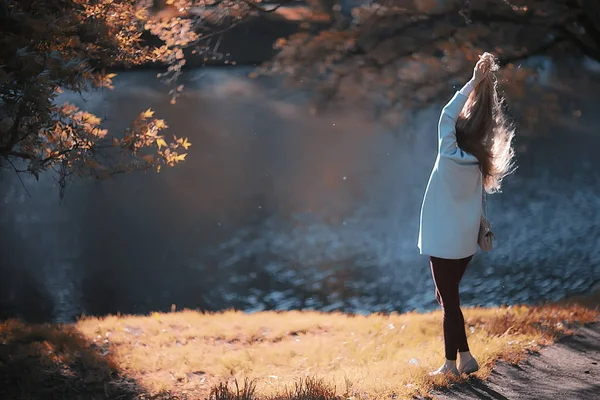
[438,57,490,158]
[438,80,475,156]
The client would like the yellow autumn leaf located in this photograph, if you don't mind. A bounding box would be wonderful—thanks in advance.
[145,126,158,138]
[85,114,101,125]
[156,137,167,149]
[154,119,167,130]
[94,128,108,139]
[181,138,191,150]
[106,73,117,79]
[176,153,187,162]
[135,9,147,19]
[142,108,155,119]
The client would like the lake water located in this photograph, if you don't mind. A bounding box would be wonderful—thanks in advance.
[1,62,600,323]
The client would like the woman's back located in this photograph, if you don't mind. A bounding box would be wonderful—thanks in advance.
[418,90,483,259]
[418,53,515,259]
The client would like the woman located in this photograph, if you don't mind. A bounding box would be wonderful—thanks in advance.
[418,53,515,377]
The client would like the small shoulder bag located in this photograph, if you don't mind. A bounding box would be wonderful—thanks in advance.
[478,189,495,251]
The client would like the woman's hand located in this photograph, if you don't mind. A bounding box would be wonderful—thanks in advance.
[472,55,491,84]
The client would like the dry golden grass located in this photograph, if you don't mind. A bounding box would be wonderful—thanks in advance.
[1,303,597,400]
[70,305,599,399]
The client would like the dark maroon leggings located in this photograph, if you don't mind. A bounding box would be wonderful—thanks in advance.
[430,255,473,361]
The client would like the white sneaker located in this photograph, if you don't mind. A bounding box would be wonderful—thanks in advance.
[429,363,460,377]
[458,357,479,375]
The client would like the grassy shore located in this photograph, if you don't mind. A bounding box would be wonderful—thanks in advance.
[0,304,598,400]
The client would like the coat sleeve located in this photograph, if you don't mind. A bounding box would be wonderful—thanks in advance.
[438,81,475,157]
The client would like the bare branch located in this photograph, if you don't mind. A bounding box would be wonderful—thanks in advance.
[238,0,298,13]
[6,158,31,197]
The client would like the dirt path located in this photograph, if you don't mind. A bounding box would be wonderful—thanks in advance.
[433,323,600,400]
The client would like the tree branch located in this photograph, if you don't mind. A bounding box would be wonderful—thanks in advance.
[238,0,298,13]
[497,37,567,66]
[555,25,600,61]
[6,158,31,197]
[7,151,34,160]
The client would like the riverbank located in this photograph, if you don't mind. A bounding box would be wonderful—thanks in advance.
[0,304,597,400]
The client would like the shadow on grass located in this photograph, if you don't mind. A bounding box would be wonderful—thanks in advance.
[0,321,344,400]
[0,320,140,400]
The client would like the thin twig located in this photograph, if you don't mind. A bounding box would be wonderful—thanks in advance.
[238,0,296,14]
[7,158,31,197]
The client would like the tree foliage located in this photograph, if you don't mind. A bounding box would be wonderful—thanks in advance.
[263,0,600,122]
[0,0,300,193]
[0,0,193,194]
[142,0,600,124]
[2,0,599,193]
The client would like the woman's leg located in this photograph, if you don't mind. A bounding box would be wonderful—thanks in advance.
[455,256,472,354]
[430,255,472,361]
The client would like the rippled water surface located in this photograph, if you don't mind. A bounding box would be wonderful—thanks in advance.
[1,63,599,322]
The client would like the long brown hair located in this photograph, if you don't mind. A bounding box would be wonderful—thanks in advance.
[456,53,515,193]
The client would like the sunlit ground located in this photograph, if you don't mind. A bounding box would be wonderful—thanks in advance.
[1,304,597,399]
